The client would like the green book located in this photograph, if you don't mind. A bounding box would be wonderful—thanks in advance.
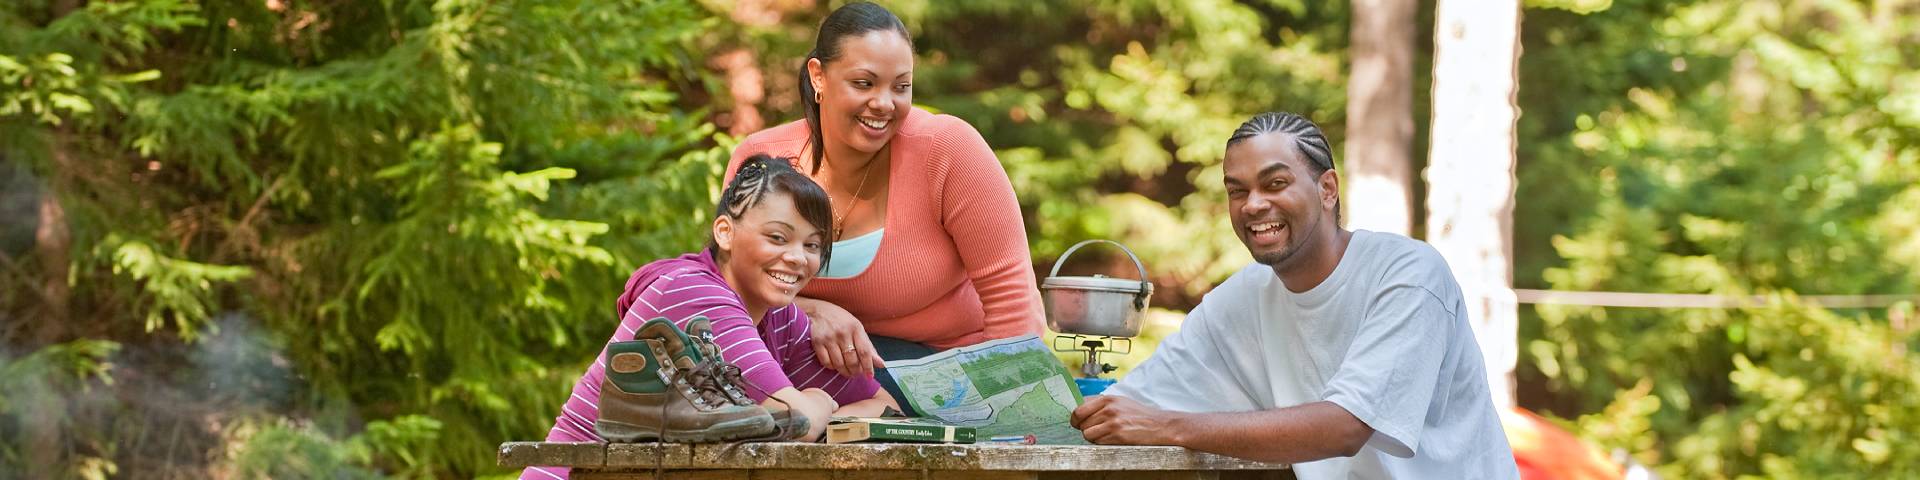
[826,417,976,444]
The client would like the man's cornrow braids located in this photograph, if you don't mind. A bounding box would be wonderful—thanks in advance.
[1226,112,1335,173]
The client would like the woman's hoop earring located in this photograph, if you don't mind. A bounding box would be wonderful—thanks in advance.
[814,92,822,103]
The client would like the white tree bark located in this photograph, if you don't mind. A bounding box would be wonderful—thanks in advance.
[1427,0,1521,409]
[1344,0,1417,236]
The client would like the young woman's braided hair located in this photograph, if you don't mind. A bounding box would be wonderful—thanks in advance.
[710,154,835,268]
[1226,112,1341,223]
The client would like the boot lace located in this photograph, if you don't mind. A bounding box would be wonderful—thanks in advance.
[690,333,813,450]
[664,363,731,410]
[691,333,760,407]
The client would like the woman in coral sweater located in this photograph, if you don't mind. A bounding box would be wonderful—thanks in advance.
[727,2,1044,378]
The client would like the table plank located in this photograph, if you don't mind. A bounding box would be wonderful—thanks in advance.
[573,471,1044,480]
[501,442,1290,472]
[499,441,605,469]
[570,471,1287,480]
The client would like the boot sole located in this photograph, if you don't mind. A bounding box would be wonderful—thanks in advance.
[773,410,810,439]
[596,416,777,443]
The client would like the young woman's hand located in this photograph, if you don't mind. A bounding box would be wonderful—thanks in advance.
[795,297,885,378]
[767,387,839,442]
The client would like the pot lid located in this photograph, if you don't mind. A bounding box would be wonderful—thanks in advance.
[1042,274,1150,293]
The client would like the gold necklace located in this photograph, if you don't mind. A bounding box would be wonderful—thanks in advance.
[830,156,878,241]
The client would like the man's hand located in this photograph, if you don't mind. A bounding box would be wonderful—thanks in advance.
[1070,395,1182,446]
[796,297,884,378]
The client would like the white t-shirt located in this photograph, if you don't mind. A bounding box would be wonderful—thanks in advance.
[1107,230,1517,480]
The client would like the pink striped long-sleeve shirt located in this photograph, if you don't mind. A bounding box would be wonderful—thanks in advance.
[522,250,880,480]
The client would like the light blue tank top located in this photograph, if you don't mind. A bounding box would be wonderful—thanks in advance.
[821,228,883,279]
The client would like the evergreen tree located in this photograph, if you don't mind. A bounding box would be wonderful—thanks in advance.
[2,0,726,476]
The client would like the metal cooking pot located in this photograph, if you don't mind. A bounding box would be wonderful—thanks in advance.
[1041,239,1153,337]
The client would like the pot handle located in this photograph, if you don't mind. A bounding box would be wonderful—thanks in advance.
[1048,239,1154,310]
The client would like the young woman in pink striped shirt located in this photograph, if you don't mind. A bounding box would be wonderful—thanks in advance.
[523,155,897,480]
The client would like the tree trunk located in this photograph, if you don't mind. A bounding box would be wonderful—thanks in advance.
[35,183,70,334]
[1344,0,1417,235]
[1426,0,1522,408]
[712,48,767,136]
[24,193,70,480]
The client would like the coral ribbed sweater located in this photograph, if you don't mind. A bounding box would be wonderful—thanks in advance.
[727,107,1044,349]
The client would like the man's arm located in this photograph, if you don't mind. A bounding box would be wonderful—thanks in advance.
[1071,395,1373,464]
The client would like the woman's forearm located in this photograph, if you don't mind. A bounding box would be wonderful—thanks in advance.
[792,296,825,314]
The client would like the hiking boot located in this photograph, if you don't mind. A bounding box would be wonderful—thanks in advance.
[594,318,776,443]
[682,317,762,407]
[767,407,812,440]
[683,317,815,440]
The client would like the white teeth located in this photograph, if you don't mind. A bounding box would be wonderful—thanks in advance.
[767,272,799,284]
[1249,222,1280,233]
[859,118,888,129]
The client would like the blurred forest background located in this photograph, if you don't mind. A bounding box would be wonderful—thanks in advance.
[2,0,1916,478]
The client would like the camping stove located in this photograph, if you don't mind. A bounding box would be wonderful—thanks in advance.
[1053,334,1132,379]
[1040,239,1154,395]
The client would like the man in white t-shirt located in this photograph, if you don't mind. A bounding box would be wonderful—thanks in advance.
[1070,112,1517,479]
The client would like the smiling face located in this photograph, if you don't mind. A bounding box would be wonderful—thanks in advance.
[808,30,914,158]
[713,191,824,313]
[1224,132,1340,268]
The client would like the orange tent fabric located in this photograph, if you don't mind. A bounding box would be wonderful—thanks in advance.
[1502,407,1622,480]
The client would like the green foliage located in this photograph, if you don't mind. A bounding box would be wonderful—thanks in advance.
[0,339,120,479]
[1516,0,1920,477]
[0,339,119,414]
[1708,300,1918,476]
[102,235,253,341]
[0,0,197,125]
[2,0,723,476]
[224,415,443,479]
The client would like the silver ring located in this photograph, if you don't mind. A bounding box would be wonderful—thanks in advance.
[844,345,856,352]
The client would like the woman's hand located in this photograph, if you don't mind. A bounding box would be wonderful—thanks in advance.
[795,297,885,378]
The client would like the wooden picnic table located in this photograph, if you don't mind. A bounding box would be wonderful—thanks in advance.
[500,441,1294,479]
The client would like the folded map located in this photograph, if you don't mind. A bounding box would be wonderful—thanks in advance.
[875,335,1088,444]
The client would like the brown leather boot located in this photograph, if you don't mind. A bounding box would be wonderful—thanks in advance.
[682,317,811,439]
[594,318,775,443]
[681,317,762,406]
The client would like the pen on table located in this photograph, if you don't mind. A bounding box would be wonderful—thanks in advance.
[984,434,1037,445]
